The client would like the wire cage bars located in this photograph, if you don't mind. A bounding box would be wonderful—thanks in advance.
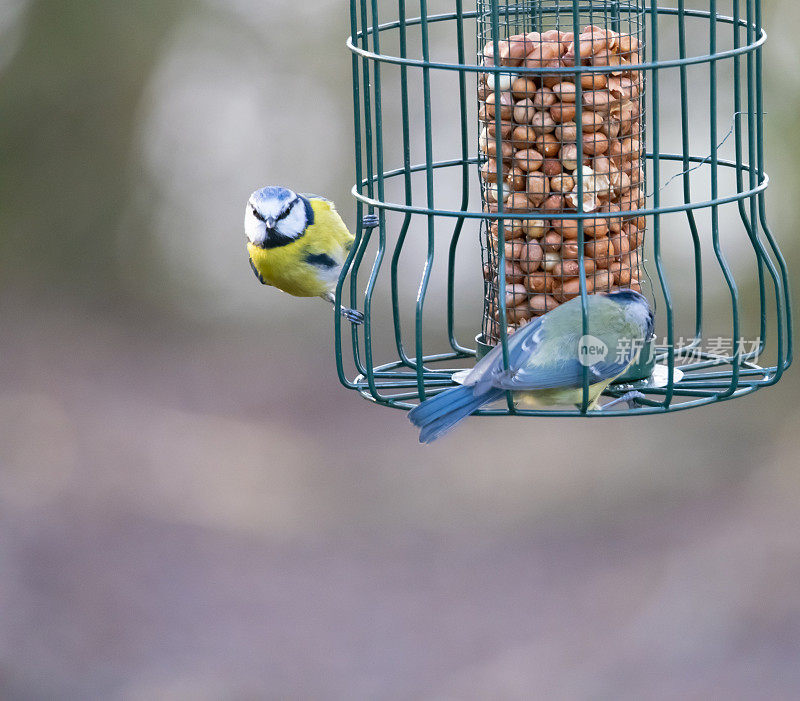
[338,0,792,416]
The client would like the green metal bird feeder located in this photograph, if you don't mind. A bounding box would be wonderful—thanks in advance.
[335,0,792,416]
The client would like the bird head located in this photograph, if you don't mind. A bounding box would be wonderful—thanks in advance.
[245,186,314,248]
[605,288,655,338]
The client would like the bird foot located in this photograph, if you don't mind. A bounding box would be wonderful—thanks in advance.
[341,307,365,325]
[362,214,379,230]
[602,390,646,411]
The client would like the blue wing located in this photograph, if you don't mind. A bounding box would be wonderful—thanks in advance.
[493,352,633,390]
[463,314,547,393]
[467,299,639,392]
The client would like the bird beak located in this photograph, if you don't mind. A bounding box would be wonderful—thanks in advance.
[266,217,276,229]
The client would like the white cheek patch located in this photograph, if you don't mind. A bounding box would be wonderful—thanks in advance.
[244,210,266,245]
[275,200,308,240]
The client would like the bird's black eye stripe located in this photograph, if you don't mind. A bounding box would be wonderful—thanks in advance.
[250,205,267,223]
[274,196,300,224]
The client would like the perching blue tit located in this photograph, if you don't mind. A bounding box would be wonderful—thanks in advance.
[409,289,654,443]
[245,186,374,324]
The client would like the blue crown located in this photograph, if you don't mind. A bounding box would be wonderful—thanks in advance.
[251,186,296,207]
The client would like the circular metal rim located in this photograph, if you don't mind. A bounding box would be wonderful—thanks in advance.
[352,350,777,416]
[351,154,769,220]
[347,8,766,75]
[353,377,766,416]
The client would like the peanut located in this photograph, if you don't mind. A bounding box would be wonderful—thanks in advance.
[530,111,557,135]
[518,240,544,273]
[550,102,577,123]
[525,171,550,206]
[532,86,557,110]
[524,270,554,294]
[542,231,562,252]
[513,99,537,125]
[514,148,544,172]
[511,76,539,99]
[553,276,594,302]
[504,283,529,306]
[551,81,576,103]
[530,294,559,315]
[535,133,561,157]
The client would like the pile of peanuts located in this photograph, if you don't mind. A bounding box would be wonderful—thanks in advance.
[478,25,646,342]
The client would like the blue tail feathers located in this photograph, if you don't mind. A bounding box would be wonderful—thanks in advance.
[408,384,504,444]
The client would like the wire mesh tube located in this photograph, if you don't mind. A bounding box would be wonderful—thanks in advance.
[478,1,647,344]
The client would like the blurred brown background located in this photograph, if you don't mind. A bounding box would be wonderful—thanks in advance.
[1,1,799,698]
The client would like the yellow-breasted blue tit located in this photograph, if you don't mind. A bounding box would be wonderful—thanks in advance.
[409,290,655,443]
[245,186,372,324]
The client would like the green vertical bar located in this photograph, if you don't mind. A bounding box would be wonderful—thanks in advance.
[447,0,473,356]
[754,0,791,362]
[360,0,388,401]
[709,0,741,398]
[489,0,515,413]
[754,0,792,373]
[572,0,590,413]
[416,0,436,400]
[745,0,762,353]
[732,0,766,361]
[650,0,674,408]
[389,0,415,369]
[746,0,787,374]
[677,0,703,348]
[345,0,379,382]
[336,0,366,390]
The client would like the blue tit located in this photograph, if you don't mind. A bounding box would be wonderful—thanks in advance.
[409,290,655,443]
[245,186,375,324]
